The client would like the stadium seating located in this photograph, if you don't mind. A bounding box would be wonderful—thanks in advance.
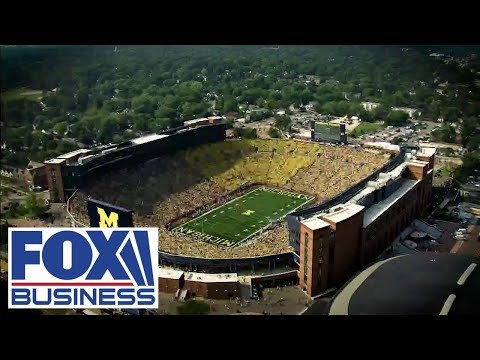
[69,139,388,258]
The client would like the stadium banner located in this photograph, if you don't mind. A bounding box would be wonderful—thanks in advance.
[87,198,133,228]
[8,227,159,309]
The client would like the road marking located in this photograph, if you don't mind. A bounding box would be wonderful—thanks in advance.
[457,263,477,285]
[439,294,456,315]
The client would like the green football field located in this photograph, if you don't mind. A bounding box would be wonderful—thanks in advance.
[172,186,315,247]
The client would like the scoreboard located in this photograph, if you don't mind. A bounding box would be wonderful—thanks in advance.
[311,121,347,143]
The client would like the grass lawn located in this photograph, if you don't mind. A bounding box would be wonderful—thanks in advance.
[350,122,385,138]
[172,186,314,247]
[1,88,43,104]
[439,165,456,178]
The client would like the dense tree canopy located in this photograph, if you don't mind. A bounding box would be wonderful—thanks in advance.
[1,45,479,168]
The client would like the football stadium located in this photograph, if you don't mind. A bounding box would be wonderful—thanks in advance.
[61,124,388,265]
[43,121,437,298]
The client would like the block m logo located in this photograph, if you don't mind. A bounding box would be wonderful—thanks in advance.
[242,210,255,216]
[97,208,119,228]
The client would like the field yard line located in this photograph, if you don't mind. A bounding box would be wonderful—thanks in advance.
[172,186,263,230]
[234,195,315,247]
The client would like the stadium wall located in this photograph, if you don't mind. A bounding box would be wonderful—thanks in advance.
[250,270,298,288]
[158,251,294,273]
[184,279,239,300]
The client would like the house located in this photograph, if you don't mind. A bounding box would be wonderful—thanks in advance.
[361,102,381,111]
[26,160,48,190]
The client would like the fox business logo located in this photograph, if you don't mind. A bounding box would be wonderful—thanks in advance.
[8,227,158,309]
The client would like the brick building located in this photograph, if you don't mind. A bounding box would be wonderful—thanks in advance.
[184,272,239,300]
[296,147,436,297]
[158,269,239,300]
[158,268,185,294]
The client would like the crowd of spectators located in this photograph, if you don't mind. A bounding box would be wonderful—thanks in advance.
[69,139,387,258]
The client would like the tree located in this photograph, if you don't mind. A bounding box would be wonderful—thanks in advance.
[233,127,257,139]
[274,114,291,131]
[391,137,403,145]
[122,130,137,141]
[177,300,210,315]
[385,111,409,126]
[24,193,48,219]
[320,101,337,116]
[225,116,234,129]
[442,107,461,123]
[223,96,239,113]
[132,95,155,115]
[453,151,480,183]
[433,124,456,144]
[76,87,90,112]
[461,117,479,148]
[268,127,280,138]
[0,221,9,245]
[443,147,455,157]
[53,121,68,136]
[56,140,79,154]
[373,104,390,121]
[466,135,480,152]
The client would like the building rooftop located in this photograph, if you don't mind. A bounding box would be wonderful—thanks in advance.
[327,253,480,315]
[417,147,436,157]
[184,118,209,126]
[131,133,169,145]
[158,268,184,280]
[391,106,418,112]
[301,217,330,230]
[406,159,429,167]
[44,158,66,165]
[57,148,91,159]
[322,203,364,224]
[363,179,419,227]
[27,160,45,169]
[363,141,400,153]
[185,272,238,283]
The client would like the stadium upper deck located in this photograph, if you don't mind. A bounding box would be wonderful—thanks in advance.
[44,123,227,202]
